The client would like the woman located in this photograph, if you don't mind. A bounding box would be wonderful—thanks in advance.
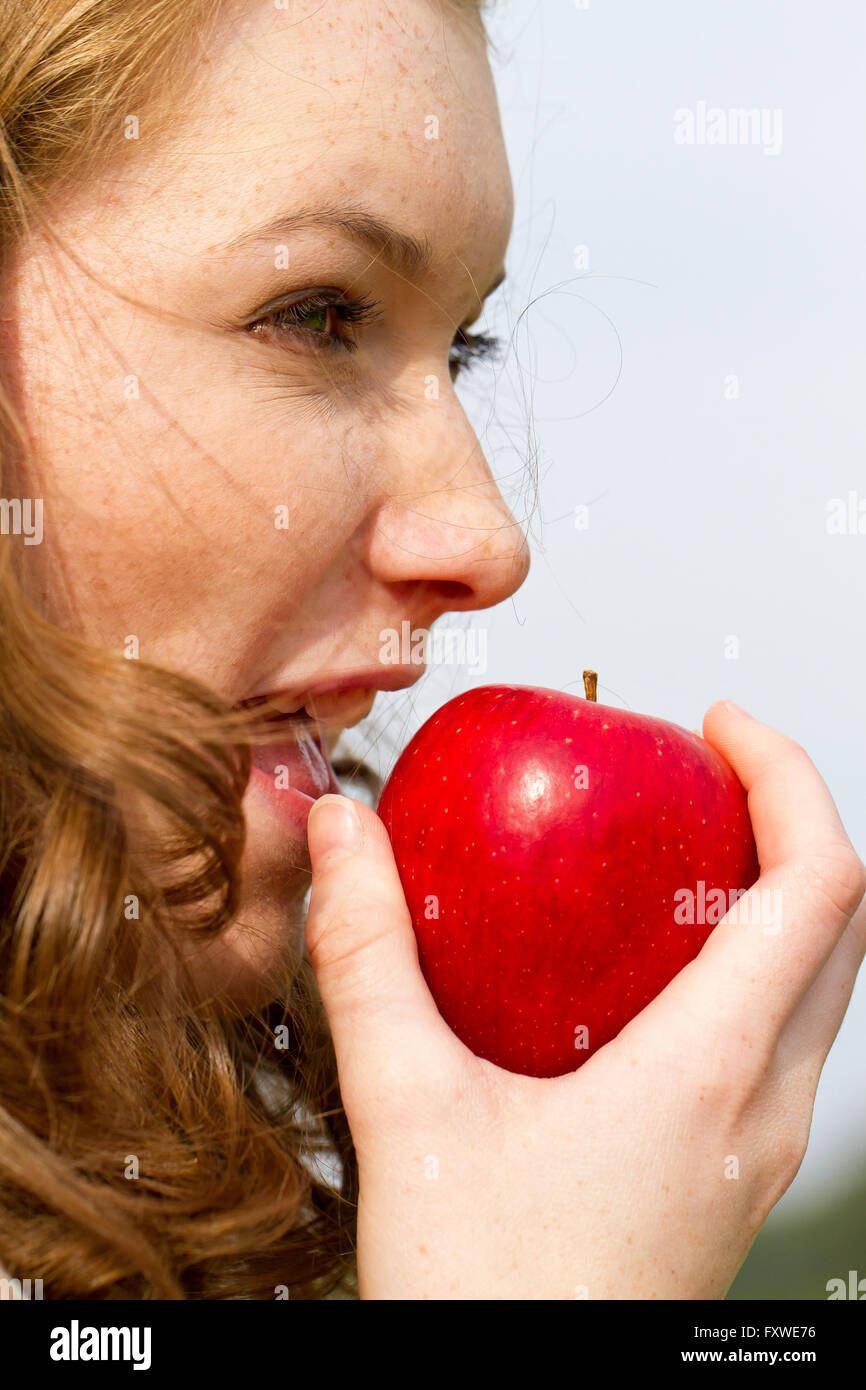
[1,0,863,1300]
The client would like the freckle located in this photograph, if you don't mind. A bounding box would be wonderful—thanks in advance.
[418,1244,426,1254]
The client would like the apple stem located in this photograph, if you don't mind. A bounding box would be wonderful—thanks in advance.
[583,669,598,702]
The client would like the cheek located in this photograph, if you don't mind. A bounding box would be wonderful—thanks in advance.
[18,348,379,681]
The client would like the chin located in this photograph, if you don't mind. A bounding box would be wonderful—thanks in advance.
[178,760,329,1012]
[181,807,312,1012]
[181,891,309,1014]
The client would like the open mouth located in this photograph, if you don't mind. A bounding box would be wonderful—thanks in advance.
[241,706,343,801]
[234,684,380,831]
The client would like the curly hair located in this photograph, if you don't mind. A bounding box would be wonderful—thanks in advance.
[0,0,487,1300]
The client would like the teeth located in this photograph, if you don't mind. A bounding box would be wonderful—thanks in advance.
[241,695,304,720]
[242,686,377,730]
[305,687,377,729]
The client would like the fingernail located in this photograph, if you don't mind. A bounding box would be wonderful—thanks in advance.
[723,700,755,719]
[307,794,364,865]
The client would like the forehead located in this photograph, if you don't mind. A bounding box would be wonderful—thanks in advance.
[128,0,513,279]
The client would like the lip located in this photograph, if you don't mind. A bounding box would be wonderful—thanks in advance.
[241,665,424,706]
[237,665,425,736]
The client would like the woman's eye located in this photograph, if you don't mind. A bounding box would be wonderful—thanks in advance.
[248,288,383,354]
[245,288,501,377]
[288,302,332,334]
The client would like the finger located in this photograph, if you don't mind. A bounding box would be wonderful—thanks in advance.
[645,704,866,1049]
[672,846,865,1052]
[776,896,866,1080]
[614,875,862,1074]
[699,700,865,970]
[305,793,459,1096]
[702,700,859,872]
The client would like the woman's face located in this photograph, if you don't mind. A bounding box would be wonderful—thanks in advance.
[1,0,528,1008]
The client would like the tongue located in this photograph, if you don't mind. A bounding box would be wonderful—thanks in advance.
[251,724,342,799]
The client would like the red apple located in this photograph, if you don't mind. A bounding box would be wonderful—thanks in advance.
[377,676,759,1078]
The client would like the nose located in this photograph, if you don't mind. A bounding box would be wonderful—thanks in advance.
[365,398,531,623]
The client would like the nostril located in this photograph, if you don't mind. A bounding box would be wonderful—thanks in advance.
[435,580,473,601]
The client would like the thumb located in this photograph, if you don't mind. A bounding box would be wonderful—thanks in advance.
[305,793,456,1092]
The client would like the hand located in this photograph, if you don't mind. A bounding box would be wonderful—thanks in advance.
[305,702,866,1299]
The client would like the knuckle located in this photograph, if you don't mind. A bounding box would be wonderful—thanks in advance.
[780,735,808,761]
[685,1039,814,1222]
[751,1146,804,1226]
[758,737,813,786]
[848,897,866,957]
[772,733,810,765]
[757,1117,811,1218]
[307,892,397,974]
[773,1092,812,1178]
[745,737,811,806]
[798,844,866,921]
[746,1066,815,1218]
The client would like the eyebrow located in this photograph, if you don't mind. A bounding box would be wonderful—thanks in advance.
[213,200,507,300]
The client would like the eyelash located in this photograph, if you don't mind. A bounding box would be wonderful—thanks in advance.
[248,288,502,378]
